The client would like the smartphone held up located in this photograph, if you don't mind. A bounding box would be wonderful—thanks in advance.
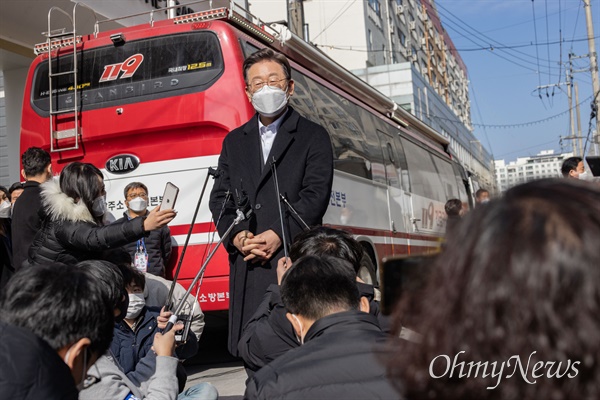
[161,182,179,211]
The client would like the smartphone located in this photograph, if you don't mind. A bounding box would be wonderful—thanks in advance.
[160,182,179,210]
[379,254,436,315]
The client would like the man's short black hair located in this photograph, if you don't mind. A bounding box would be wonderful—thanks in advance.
[123,182,148,199]
[8,182,24,198]
[0,263,114,357]
[561,156,583,177]
[475,188,489,199]
[290,227,364,274]
[21,147,51,178]
[76,260,126,310]
[120,263,146,291]
[243,48,291,84]
[281,255,360,321]
[445,199,462,217]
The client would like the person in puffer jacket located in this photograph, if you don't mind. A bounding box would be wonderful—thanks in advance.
[25,162,176,268]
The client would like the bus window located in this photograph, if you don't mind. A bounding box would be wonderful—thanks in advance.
[290,71,383,182]
[400,137,447,202]
[431,155,459,200]
[386,133,410,191]
[452,161,470,202]
[32,32,224,115]
[240,40,261,59]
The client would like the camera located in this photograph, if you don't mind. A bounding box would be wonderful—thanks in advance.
[379,254,436,315]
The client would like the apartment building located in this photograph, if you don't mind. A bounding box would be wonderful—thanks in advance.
[494,150,572,192]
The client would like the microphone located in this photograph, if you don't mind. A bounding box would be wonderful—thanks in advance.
[208,167,221,178]
[236,188,253,220]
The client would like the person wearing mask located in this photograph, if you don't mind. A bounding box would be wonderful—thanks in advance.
[0,262,115,398]
[111,264,198,393]
[77,260,218,400]
[561,156,590,180]
[0,185,10,218]
[209,48,334,356]
[244,255,398,399]
[25,162,176,267]
[11,147,53,269]
[474,188,490,205]
[115,182,172,277]
[238,226,387,375]
[9,182,24,205]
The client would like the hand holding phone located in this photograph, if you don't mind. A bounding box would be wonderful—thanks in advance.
[161,182,179,210]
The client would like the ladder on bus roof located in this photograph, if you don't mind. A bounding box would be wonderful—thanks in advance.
[43,4,97,152]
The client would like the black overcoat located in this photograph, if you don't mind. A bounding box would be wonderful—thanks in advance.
[209,107,333,355]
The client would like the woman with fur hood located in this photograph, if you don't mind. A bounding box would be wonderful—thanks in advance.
[25,162,176,268]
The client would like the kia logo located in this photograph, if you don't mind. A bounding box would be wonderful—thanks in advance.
[105,154,140,174]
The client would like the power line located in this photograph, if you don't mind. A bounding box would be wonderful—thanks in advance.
[315,36,596,53]
[312,0,357,41]
[430,94,593,129]
[544,0,552,87]
[435,2,562,73]
[531,0,544,92]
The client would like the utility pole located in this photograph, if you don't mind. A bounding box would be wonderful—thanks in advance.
[575,82,583,156]
[542,52,590,156]
[288,0,306,40]
[567,55,576,154]
[583,0,599,155]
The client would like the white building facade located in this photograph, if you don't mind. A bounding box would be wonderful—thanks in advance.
[494,150,573,192]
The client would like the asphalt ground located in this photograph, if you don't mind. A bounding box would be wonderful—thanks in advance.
[183,312,246,399]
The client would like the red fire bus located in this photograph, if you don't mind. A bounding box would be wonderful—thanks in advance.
[20,0,470,311]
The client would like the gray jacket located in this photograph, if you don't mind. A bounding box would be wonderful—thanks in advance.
[144,273,205,341]
[79,351,178,400]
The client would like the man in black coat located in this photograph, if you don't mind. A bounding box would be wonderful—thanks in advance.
[209,48,333,356]
[244,255,398,400]
[11,147,53,269]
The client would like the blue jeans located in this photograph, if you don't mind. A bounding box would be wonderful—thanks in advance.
[178,383,219,400]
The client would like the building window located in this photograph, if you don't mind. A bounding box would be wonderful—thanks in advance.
[398,29,406,46]
[368,29,372,51]
[368,0,381,16]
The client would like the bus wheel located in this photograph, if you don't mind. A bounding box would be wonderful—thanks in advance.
[357,251,378,287]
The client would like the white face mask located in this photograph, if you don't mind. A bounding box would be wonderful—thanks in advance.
[291,314,305,345]
[128,197,147,213]
[577,171,593,181]
[64,344,89,389]
[126,293,145,319]
[251,85,289,118]
[0,200,11,218]
[91,196,107,217]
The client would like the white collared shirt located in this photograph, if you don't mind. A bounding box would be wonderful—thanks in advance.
[258,109,287,164]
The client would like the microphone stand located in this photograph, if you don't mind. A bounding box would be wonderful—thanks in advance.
[165,167,219,310]
[164,190,253,333]
[271,157,290,262]
[279,193,309,231]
